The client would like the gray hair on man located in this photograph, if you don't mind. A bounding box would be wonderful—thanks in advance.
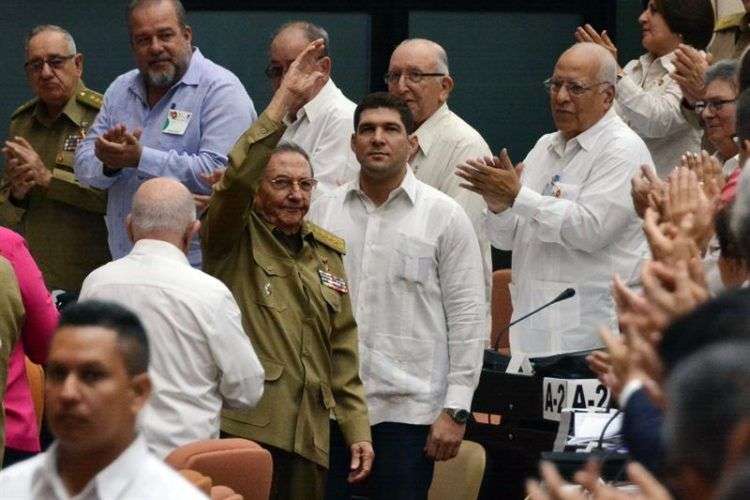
[25,25,77,55]
[130,177,196,236]
[705,59,739,88]
[273,21,330,57]
[396,38,450,74]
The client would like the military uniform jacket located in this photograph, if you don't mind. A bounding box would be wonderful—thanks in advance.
[0,255,24,464]
[709,12,750,61]
[201,112,371,468]
[0,82,110,292]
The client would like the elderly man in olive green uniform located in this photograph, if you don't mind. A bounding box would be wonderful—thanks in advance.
[201,40,372,500]
[0,256,24,465]
[0,25,110,293]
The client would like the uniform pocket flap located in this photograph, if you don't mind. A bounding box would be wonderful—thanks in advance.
[262,359,284,381]
[320,383,336,409]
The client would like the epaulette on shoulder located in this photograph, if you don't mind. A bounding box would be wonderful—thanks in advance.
[10,98,37,119]
[309,222,346,254]
[715,12,745,32]
[76,88,103,110]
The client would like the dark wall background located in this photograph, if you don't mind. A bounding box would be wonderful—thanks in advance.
[1,0,645,164]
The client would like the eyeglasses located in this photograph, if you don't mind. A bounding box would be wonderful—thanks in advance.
[264,64,285,79]
[383,70,446,85]
[266,176,318,192]
[24,54,75,74]
[695,99,736,113]
[543,78,609,96]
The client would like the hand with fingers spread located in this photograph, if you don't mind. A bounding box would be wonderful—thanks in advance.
[643,207,699,265]
[424,411,466,462]
[348,441,374,483]
[612,273,664,341]
[632,164,664,219]
[94,123,143,170]
[574,24,619,64]
[267,38,328,121]
[663,167,714,251]
[640,259,708,328]
[574,460,674,500]
[671,44,710,105]
[455,148,522,213]
[526,461,588,500]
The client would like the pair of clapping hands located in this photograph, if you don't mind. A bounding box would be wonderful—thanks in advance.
[632,151,724,256]
[527,459,672,500]
[2,137,51,200]
[455,148,523,212]
[574,23,710,105]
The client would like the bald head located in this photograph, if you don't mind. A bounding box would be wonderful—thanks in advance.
[560,42,617,86]
[387,38,454,126]
[393,39,449,74]
[128,178,198,249]
[549,42,617,140]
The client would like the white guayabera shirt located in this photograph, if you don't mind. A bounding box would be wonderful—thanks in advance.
[308,168,487,425]
[0,436,208,499]
[487,108,652,357]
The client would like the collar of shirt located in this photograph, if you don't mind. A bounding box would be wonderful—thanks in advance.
[32,436,148,499]
[549,106,617,156]
[33,80,88,128]
[345,166,418,207]
[285,78,338,126]
[128,47,204,105]
[130,238,190,265]
[412,102,451,156]
[636,50,676,74]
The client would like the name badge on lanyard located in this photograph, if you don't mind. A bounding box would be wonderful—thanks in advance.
[162,109,192,135]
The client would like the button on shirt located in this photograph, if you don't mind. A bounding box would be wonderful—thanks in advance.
[0,436,207,499]
[281,78,358,198]
[308,168,487,424]
[615,52,700,177]
[74,48,257,267]
[79,239,265,458]
[486,108,651,357]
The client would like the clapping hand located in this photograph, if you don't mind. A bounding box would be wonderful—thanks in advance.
[455,148,523,213]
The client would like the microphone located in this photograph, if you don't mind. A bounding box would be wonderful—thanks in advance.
[491,288,576,351]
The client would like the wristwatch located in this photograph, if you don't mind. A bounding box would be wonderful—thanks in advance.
[444,407,470,424]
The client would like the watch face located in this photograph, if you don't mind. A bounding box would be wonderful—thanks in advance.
[448,409,470,423]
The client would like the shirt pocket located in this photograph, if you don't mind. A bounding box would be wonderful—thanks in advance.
[389,235,436,285]
[527,279,580,333]
[360,334,435,404]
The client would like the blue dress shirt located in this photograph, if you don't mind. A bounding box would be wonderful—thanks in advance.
[75,48,256,267]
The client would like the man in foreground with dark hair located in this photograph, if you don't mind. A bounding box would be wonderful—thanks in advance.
[201,39,372,500]
[0,300,206,499]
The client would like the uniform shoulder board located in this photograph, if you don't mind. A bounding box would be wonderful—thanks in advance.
[308,222,346,254]
[76,88,103,110]
[715,12,745,32]
[10,98,37,119]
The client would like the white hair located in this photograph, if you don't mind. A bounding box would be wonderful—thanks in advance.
[25,25,77,55]
[130,179,195,235]
[396,38,450,74]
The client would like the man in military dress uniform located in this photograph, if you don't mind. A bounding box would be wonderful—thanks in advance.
[201,39,372,500]
[1,25,110,293]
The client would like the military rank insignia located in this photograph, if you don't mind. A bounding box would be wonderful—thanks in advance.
[319,269,349,293]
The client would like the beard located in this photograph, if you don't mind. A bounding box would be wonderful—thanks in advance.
[144,65,176,88]
[142,50,190,89]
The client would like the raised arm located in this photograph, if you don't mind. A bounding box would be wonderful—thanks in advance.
[201,39,328,260]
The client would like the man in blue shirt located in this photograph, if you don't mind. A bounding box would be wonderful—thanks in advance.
[75,0,256,267]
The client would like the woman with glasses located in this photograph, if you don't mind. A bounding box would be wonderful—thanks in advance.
[575,0,714,177]
[699,60,740,175]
